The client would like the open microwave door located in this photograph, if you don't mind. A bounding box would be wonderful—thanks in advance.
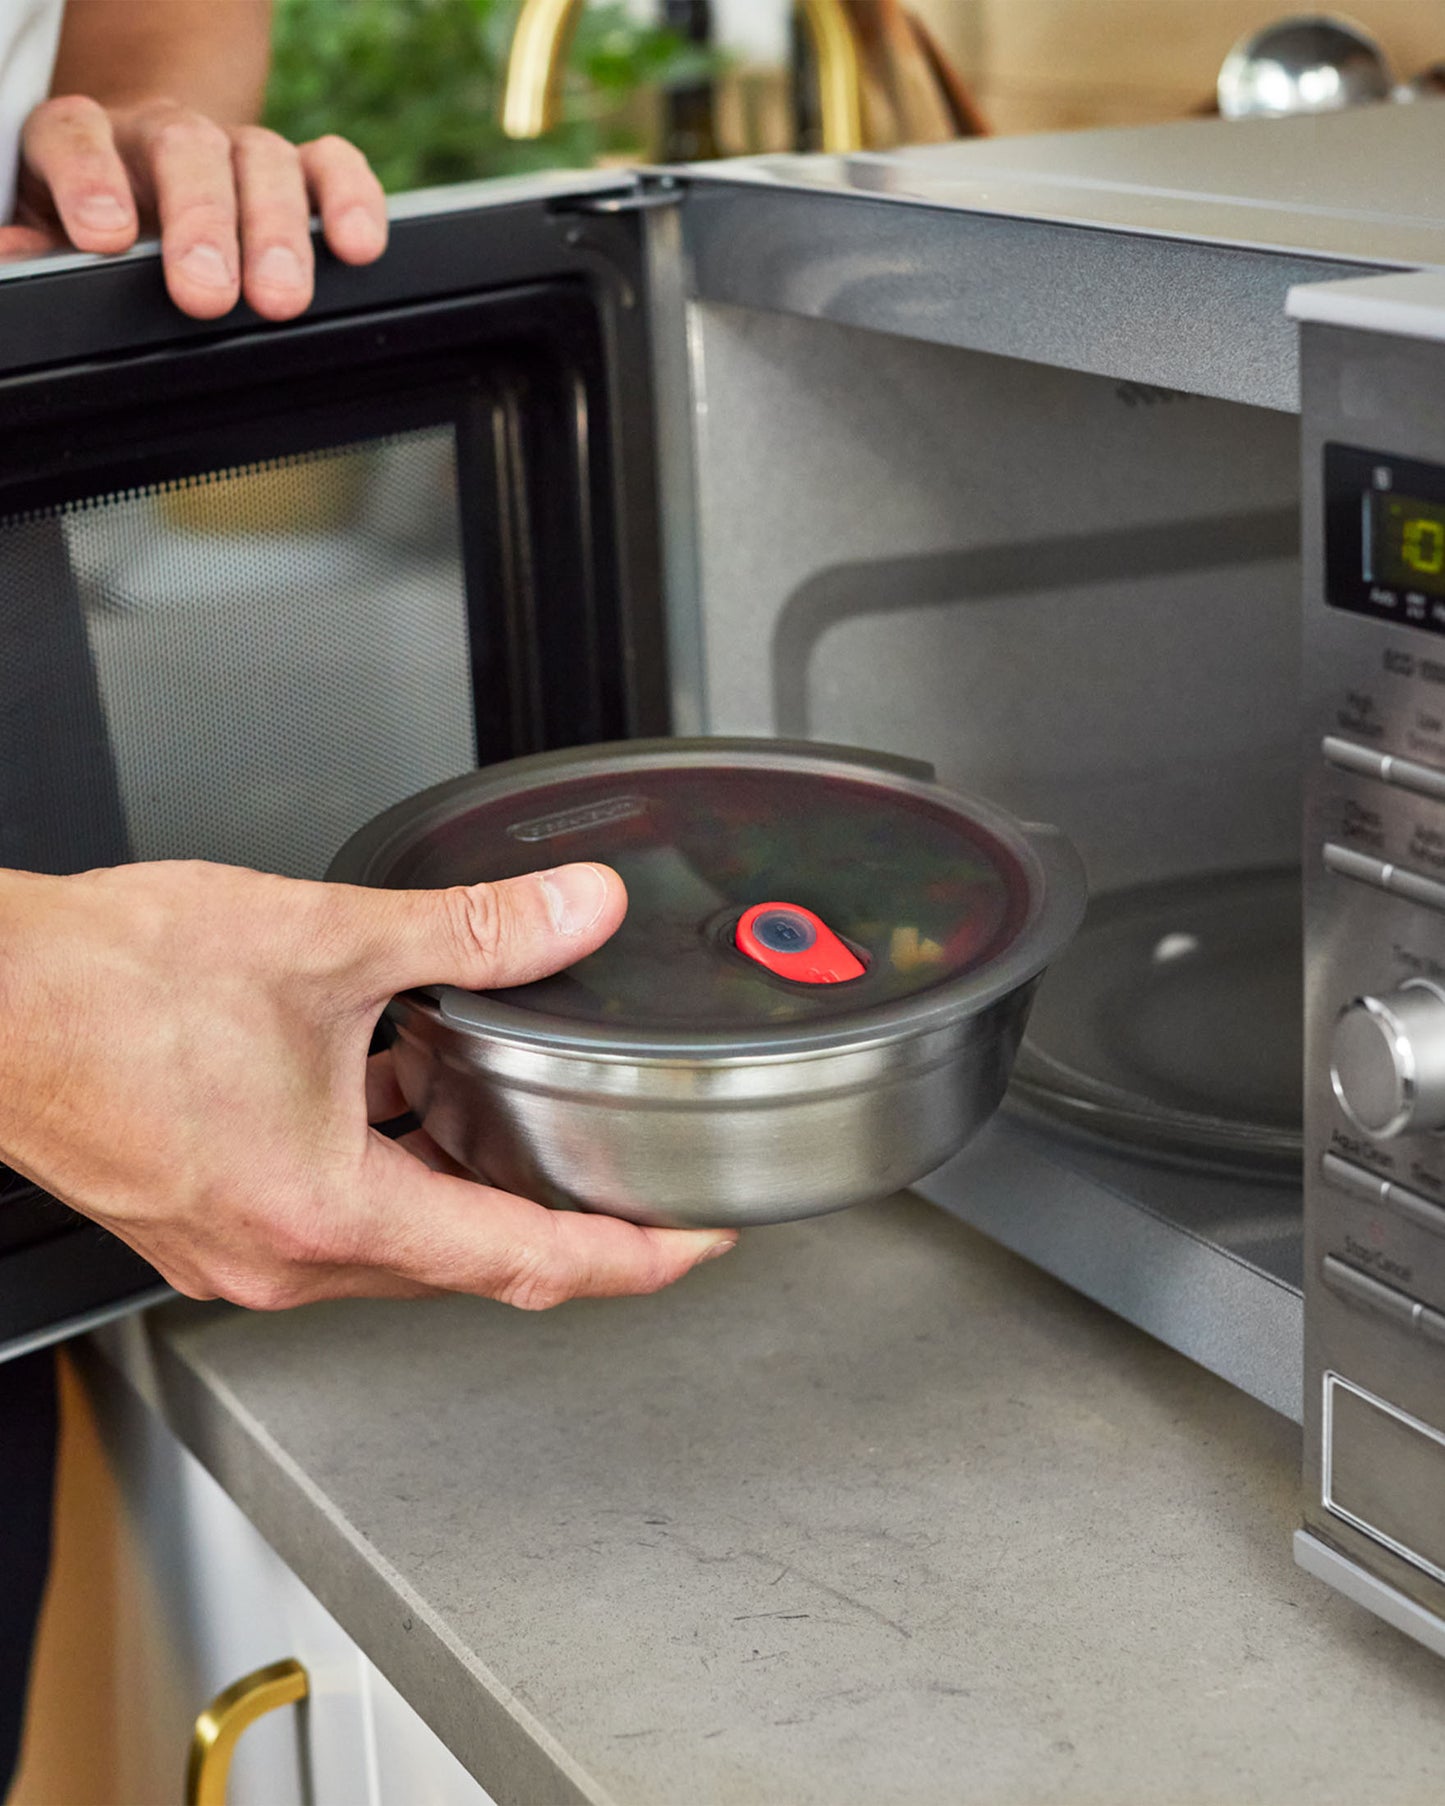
[0,168,678,1358]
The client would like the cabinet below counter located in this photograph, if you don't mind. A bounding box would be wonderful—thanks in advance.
[75,1196,1445,1804]
[48,1372,496,1805]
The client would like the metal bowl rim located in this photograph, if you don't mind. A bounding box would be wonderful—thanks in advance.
[389,981,1028,1073]
[333,737,1087,1059]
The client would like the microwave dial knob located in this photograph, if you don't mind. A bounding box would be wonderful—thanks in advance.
[1330,980,1445,1138]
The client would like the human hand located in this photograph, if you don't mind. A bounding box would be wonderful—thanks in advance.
[0,860,736,1311]
[0,97,387,320]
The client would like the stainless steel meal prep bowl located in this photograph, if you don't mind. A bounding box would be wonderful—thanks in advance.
[328,738,1086,1227]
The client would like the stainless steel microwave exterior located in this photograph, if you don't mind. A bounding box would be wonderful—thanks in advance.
[666,108,1445,1658]
[1286,271,1445,1660]
[6,106,1445,1654]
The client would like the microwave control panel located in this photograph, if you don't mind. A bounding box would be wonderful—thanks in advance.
[1304,336,1445,1661]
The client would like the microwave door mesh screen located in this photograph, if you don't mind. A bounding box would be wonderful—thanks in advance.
[0,427,476,881]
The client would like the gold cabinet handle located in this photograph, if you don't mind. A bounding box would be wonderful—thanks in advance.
[185,1658,309,1806]
[502,0,864,151]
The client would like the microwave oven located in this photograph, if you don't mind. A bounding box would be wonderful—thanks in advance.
[2,103,1443,1660]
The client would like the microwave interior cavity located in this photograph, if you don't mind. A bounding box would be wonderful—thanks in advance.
[687,303,1306,1417]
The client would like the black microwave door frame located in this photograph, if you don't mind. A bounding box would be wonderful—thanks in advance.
[0,206,671,753]
[0,177,670,1358]
[2,289,620,766]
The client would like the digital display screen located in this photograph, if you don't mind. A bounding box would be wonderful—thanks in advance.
[1377,492,1445,598]
[1325,444,1445,637]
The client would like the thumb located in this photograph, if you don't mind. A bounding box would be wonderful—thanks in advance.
[343,863,627,1001]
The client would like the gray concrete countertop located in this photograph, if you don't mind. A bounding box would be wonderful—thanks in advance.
[103,1195,1445,1805]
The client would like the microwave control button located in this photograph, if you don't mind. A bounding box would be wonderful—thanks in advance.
[1324,840,1445,914]
[1419,1304,1445,1349]
[1330,980,1445,1138]
[1382,1176,1445,1238]
[1385,864,1445,913]
[1323,734,1445,806]
[1323,1152,1445,1237]
[1321,1255,1423,1331]
[1384,752,1445,807]
[1322,843,1391,890]
[1323,736,1391,783]
[1321,1151,1391,1205]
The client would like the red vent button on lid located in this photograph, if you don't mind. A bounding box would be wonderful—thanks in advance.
[735,903,866,984]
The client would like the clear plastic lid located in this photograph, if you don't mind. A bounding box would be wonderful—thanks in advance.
[361,746,1035,1034]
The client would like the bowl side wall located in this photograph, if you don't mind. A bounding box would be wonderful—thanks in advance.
[389,987,1035,1227]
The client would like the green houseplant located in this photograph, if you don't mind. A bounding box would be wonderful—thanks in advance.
[264,0,718,190]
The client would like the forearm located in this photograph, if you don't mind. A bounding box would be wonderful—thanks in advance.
[0,857,731,1310]
[50,0,273,123]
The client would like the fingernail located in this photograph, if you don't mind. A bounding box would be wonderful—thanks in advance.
[692,1236,738,1265]
[178,242,234,289]
[75,192,129,230]
[337,204,385,254]
[539,863,608,936]
[253,244,305,289]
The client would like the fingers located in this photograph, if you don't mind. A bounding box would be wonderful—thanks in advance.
[365,1048,408,1123]
[231,126,315,321]
[18,97,138,253]
[393,1125,470,1178]
[137,108,242,319]
[334,864,629,1005]
[299,135,387,266]
[148,125,384,320]
[146,1134,733,1311]
[361,1137,737,1307]
[18,102,384,321]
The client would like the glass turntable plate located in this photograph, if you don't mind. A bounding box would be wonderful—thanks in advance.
[1011,867,1302,1175]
